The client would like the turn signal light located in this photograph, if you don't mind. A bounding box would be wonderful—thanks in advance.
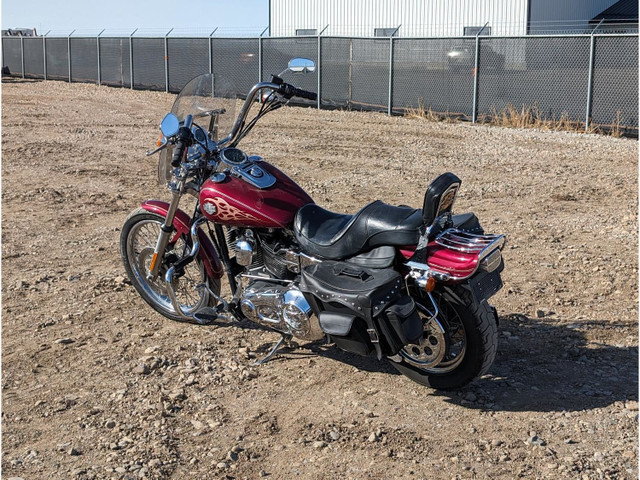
[157,135,164,147]
[424,276,436,292]
[150,252,159,272]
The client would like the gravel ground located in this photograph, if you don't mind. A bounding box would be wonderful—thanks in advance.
[2,77,638,480]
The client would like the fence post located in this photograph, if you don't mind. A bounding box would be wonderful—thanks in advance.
[471,22,489,123]
[259,27,268,83]
[387,36,394,115]
[129,28,137,89]
[208,28,217,75]
[258,37,262,83]
[317,25,329,110]
[387,25,400,116]
[317,35,321,109]
[67,30,75,82]
[97,29,104,86]
[348,39,353,108]
[585,19,603,131]
[471,36,479,122]
[42,33,47,80]
[471,35,480,123]
[164,28,173,93]
[585,36,596,131]
[20,36,25,79]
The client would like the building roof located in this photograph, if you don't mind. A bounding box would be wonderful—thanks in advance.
[591,0,638,22]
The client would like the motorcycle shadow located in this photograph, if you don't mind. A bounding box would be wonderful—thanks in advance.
[204,318,397,374]
[435,313,638,413]
[207,313,637,411]
[248,335,401,375]
[308,344,401,375]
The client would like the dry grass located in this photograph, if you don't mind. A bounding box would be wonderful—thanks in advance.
[485,102,586,132]
[405,98,442,122]
[610,110,624,138]
[403,100,631,137]
[404,99,465,124]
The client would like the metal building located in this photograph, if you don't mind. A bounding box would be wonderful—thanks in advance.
[269,0,628,37]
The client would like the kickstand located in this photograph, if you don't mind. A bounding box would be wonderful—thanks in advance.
[252,334,292,366]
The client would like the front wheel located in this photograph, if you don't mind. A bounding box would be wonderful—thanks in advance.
[120,208,221,323]
[390,286,498,390]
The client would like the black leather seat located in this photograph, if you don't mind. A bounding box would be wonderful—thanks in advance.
[294,201,484,260]
[294,201,422,260]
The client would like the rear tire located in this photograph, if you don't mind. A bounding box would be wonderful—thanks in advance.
[390,286,498,390]
[120,208,221,323]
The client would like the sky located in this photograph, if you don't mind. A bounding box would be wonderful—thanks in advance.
[1,0,270,35]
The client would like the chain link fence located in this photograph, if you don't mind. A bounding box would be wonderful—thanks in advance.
[3,33,637,131]
[45,38,69,80]
[98,37,130,87]
[477,36,591,122]
[23,37,44,78]
[167,38,209,92]
[210,38,259,97]
[392,38,476,116]
[70,38,98,83]
[591,35,639,129]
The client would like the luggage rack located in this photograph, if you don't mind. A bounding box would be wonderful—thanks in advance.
[434,229,505,260]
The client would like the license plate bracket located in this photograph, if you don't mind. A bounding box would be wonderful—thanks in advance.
[469,266,503,304]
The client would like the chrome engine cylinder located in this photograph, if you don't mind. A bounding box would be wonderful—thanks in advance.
[235,240,254,266]
[239,280,323,341]
[234,230,256,266]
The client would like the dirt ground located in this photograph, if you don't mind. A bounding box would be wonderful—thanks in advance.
[1,77,638,480]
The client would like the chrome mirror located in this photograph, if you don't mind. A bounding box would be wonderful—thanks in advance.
[160,113,180,137]
[288,58,316,74]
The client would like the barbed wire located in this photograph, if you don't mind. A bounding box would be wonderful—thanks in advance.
[2,26,270,38]
[3,19,637,38]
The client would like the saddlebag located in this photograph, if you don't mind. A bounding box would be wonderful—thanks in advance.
[300,262,423,358]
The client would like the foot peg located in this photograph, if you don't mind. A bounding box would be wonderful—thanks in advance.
[252,334,292,366]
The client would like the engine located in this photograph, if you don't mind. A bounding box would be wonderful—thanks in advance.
[227,227,324,341]
[239,281,323,340]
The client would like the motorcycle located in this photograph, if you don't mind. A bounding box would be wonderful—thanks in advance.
[120,58,506,389]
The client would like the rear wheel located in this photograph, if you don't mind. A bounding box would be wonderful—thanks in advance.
[120,208,221,323]
[390,286,498,390]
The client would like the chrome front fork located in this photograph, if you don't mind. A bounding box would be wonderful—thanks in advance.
[148,188,182,280]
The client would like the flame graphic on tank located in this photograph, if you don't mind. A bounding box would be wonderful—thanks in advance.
[199,161,314,228]
[203,197,260,223]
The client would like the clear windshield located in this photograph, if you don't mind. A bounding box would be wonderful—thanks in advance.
[170,73,237,142]
[158,74,237,185]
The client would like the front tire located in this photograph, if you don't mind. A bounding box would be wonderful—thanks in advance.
[120,208,221,323]
[390,286,498,390]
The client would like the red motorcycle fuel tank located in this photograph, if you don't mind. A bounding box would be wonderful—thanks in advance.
[199,161,313,228]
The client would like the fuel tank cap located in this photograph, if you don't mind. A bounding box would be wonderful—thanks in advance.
[237,163,276,189]
[249,166,264,178]
[210,172,227,183]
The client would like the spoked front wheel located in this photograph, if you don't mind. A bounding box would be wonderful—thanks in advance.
[390,286,498,390]
[120,208,221,323]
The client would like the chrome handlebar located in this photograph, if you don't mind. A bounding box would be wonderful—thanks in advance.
[216,81,281,148]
